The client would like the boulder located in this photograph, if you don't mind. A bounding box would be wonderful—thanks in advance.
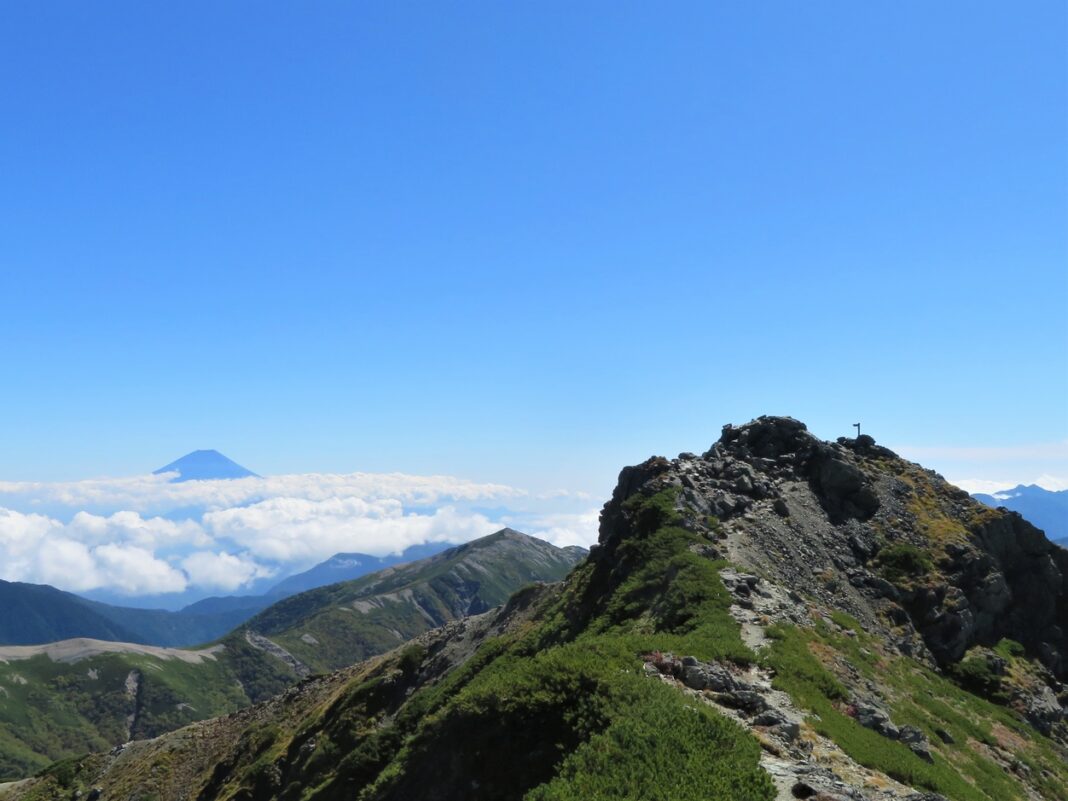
[854,704,899,739]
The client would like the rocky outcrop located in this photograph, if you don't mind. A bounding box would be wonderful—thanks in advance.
[600,416,1068,686]
[244,630,312,678]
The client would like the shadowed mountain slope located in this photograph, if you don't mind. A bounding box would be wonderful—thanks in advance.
[0,582,269,649]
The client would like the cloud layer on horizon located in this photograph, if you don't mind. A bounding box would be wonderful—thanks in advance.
[0,472,600,598]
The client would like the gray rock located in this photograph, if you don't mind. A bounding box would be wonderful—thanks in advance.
[898,725,925,744]
[715,689,769,713]
[775,721,801,741]
[1021,684,1066,735]
[898,724,933,759]
[752,709,788,727]
[854,704,900,739]
[680,659,735,692]
[934,727,955,744]
[819,459,864,495]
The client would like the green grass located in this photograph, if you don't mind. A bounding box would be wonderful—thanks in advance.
[199,488,773,801]
[356,633,771,801]
[0,653,247,779]
[764,624,998,801]
[294,489,770,801]
[764,620,1068,801]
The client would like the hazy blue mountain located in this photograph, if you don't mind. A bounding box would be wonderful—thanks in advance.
[0,581,270,647]
[78,576,281,612]
[0,581,144,645]
[179,594,275,616]
[265,542,451,598]
[0,543,482,646]
[153,449,259,481]
[972,484,1068,542]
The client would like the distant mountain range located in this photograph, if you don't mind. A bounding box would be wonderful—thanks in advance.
[153,449,258,481]
[0,541,461,648]
[972,484,1067,545]
[0,580,271,648]
[0,530,586,778]
[265,542,452,598]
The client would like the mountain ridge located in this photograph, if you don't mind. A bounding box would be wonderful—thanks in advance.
[5,419,1066,800]
[972,483,1067,544]
[0,530,584,779]
[0,542,472,649]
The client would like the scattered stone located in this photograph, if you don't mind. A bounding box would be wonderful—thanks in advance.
[853,704,900,739]
[1020,684,1066,735]
[898,726,933,762]
[934,727,955,744]
[775,721,801,741]
[680,659,735,692]
[714,689,769,713]
[753,709,788,727]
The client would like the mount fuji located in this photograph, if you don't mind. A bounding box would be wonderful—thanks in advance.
[153,449,259,482]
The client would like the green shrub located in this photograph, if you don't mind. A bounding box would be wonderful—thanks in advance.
[993,639,1025,659]
[950,654,1006,702]
[875,543,933,583]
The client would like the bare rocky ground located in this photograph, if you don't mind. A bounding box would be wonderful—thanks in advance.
[0,639,223,665]
[641,566,946,801]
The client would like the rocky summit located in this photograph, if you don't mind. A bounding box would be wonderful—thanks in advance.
[607,416,1068,680]
[4,417,1067,801]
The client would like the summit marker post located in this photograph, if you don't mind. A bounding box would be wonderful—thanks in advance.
[853,422,861,438]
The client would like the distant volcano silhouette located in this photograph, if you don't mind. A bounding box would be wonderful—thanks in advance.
[153,450,259,482]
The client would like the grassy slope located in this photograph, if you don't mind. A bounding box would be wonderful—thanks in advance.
[191,489,1068,801]
[0,533,582,780]
[243,530,583,674]
[40,488,775,801]
[0,652,249,778]
[765,617,1068,801]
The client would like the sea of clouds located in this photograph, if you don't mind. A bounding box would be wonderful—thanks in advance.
[0,472,600,597]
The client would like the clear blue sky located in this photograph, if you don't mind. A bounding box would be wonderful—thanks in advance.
[2,2,1065,494]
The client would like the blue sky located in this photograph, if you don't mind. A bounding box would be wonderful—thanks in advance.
[1,2,1065,501]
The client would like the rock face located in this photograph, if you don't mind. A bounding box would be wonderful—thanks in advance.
[601,416,1068,683]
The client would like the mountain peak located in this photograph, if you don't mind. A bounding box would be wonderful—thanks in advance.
[153,450,258,482]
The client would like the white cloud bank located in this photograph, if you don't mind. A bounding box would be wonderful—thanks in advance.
[0,471,601,597]
[948,475,1068,495]
[0,472,523,516]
